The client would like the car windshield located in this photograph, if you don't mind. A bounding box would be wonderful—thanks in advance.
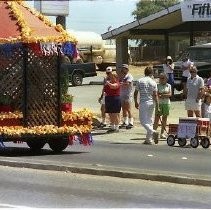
[179,48,211,62]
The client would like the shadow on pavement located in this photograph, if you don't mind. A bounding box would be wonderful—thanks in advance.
[110,142,138,145]
[0,147,87,157]
[172,145,192,149]
[130,138,144,141]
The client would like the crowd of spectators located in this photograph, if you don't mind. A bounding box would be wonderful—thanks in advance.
[97,59,211,145]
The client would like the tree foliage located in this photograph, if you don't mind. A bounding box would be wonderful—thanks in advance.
[132,0,180,20]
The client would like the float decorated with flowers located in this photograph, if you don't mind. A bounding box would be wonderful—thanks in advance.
[0,1,93,152]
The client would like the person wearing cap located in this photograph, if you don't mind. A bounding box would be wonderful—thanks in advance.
[102,66,121,133]
[119,64,134,129]
[181,57,193,97]
[163,56,174,96]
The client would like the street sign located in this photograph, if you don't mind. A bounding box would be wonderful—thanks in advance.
[181,0,211,21]
[34,1,69,16]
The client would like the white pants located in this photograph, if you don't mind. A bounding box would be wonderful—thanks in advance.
[139,101,155,140]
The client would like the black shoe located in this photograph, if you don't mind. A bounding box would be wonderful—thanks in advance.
[106,129,116,133]
[126,123,133,129]
[119,122,127,128]
[98,123,106,128]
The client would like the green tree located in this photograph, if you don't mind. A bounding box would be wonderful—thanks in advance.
[132,0,180,20]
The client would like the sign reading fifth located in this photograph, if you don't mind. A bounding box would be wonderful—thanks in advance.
[181,0,211,21]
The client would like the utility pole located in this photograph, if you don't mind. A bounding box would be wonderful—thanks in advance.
[56,16,66,29]
[34,1,69,29]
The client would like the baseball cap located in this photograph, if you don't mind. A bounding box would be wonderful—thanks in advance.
[166,56,172,60]
[122,64,129,69]
[106,66,113,73]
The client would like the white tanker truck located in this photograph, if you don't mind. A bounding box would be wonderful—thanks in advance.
[67,30,116,70]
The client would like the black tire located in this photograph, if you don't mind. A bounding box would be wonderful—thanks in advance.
[71,72,83,86]
[27,139,46,151]
[190,137,199,148]
[201,137,210,149]
[178,138,187,147]
[48,138,69,153]
[167,135,176,146]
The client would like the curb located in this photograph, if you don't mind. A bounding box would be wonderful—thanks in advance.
[0,159,211,187]
[89,81,103,85]
[88,80,138,86]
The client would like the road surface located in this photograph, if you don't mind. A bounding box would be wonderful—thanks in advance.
[0,166,210,208]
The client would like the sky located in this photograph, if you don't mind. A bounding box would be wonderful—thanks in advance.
[66,0,138,34]
[27,0,139,35]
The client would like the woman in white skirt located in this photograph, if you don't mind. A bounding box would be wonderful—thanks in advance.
[184,65,204,117]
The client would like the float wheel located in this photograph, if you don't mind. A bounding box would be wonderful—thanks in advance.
[167,135,175,146]
[190,137,199,148]
[201,137,210,149]
[48,138,69,153]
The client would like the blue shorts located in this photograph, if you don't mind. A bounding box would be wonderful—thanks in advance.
[105,96,121,113]
[167,73,174,86]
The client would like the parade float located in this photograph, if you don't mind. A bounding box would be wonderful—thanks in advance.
[0,1,93,152]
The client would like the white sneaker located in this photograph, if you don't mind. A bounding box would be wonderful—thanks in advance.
[143,140,153,145]
[160,134,167,139]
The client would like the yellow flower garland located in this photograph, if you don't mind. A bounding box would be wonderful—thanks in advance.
[0,109,93,136]
[0,124,93,137]
[0,111,23,121]
[0,1,77,44]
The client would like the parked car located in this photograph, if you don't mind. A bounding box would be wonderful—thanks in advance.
[153,43,211,91]
[61,62,97,86]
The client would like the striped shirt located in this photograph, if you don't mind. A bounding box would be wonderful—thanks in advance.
[135,76,157,103]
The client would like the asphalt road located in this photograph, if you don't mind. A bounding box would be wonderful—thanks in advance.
[1,137,211,182]
[0,166,211,208]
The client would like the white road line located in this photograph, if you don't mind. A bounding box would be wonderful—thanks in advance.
[0,203,33,209]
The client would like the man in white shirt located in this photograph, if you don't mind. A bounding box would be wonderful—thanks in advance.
[120,64,134,129]
[134,66,159,145]
[184,65,204,117]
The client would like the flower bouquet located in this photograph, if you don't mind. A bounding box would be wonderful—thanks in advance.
[61,94,74,112]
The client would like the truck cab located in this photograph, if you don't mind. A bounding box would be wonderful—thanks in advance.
[61,62,97,86]
[153,43,211,91]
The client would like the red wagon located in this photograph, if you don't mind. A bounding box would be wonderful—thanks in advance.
[167,117,210,148]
